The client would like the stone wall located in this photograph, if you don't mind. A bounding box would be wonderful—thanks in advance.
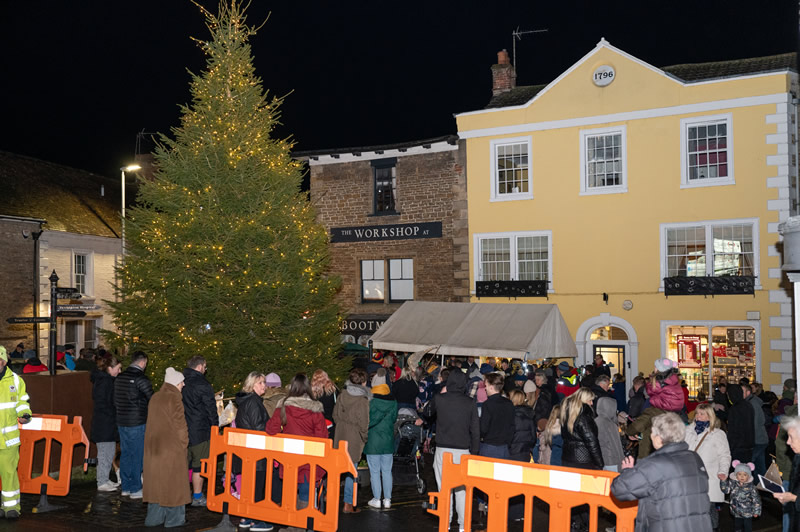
[0,219,39,350]
[309,141,469,319]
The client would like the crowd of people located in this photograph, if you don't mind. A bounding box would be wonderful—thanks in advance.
[8,340,800,532]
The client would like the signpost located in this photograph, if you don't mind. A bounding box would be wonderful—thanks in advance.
[55,287,82,299]
[6,317,51,324]
[56,311,87,318]
[5,271,97,376]
[57,304,100,311]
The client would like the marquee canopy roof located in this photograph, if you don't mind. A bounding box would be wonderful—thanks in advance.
[369,301,578,360]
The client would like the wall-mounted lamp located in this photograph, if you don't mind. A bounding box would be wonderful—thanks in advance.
[602,293,609,305]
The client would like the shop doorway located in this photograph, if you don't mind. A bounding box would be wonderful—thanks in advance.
[576,314,638,395]
[593,345,625,380]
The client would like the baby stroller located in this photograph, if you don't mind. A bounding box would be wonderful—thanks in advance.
[393,408,426,494]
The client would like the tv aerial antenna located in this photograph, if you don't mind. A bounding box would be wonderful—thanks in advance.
[512,27,548,69]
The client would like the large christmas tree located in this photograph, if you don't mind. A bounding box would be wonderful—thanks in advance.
[106,1,345,391]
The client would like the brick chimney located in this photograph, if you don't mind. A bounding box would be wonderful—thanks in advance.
[491,49,517,96]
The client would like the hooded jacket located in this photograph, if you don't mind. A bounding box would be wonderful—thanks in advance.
[720,469,761,518]
[596,397,624,470]
[266,395,328,483]
[333,383,370,464]
[364,392,397,455]
[726,385,755,462]
[611,441,712,532]
[262,386,287,418]
[424,369,479,453]
[182,367,218,446]
[646,373,684,412]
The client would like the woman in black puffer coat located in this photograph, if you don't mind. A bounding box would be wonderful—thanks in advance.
[560,387,604,470]
[508,390,537,462]
[561,387,604,531]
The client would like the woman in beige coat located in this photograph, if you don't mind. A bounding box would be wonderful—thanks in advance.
[333,368,370,513]
[684,402,731,530]
[143,368,191,527]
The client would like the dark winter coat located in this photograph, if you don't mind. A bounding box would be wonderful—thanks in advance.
[746,394,768,446]
[393,378,418,407]
[364,393,398,455]
[787,454,800,531]
[234,390,270,473]
[480,393,515,446]
[613,383,628,413]
[90,369,118,443]
[532,386,553,430]
[235,391,269,432]
[423,369,479,453]
[726,385,755,462]
[561,404,604,469]
[113,364,154,427]
[182,367,218,446]
[142,383,191,508]
[720,476,761,518]
[509,404,537,462]
[628,385,647,419]
[611,441,712,532]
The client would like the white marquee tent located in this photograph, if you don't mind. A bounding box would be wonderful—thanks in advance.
[369,301,578,360]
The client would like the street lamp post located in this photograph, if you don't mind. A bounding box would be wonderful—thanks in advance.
[120,164,141,255]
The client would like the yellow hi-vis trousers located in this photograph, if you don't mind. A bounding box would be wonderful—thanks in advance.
[0,447,20,513]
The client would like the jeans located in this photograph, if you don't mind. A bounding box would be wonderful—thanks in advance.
[752,443,768,477]
[343,473,355,505]
[96,441,117,487]
[603,465,619,473]
[734,516,753,532]
[709,502,719,529]
[434,447,469,530]
[145,503,185,528]
[366,454,393,501]
[783,480,791,532]
[479,443,510,459]
[118,424,145,493]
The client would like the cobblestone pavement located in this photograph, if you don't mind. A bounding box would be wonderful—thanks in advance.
[0,462,785,531]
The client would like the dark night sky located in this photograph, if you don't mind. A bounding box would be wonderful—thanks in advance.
[1,1,797,178]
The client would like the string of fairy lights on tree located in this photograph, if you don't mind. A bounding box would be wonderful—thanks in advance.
[103,0,347,391]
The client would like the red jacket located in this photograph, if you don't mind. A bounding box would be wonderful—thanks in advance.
[556,368,580,398]
[647,374,685,412]
[266,395,328,483]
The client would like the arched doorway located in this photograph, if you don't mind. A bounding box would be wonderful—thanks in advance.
[576,314,638,393]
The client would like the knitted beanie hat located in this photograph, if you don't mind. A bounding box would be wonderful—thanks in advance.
[164,367,185,387]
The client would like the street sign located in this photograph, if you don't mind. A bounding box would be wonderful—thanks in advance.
[57,310,87,318]
[6,317,51,324]
[57,304,100,311]
[55,287,79,294]
[56,292,82,300]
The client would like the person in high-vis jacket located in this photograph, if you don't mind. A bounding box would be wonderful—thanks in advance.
[0,346,32,518]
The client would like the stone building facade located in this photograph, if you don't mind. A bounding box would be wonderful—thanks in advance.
[301,135,470,345]
[0,150,124,358]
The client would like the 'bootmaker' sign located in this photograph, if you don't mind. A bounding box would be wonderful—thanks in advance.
[330,221,442,243]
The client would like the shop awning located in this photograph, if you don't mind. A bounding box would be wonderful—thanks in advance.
[369,301,578,360]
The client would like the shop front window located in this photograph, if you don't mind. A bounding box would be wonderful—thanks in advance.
[665,323,756,400]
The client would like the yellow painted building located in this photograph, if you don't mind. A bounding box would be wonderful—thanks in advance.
[457,40,798,396]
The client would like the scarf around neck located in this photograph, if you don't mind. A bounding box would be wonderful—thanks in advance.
[694,420,710,434]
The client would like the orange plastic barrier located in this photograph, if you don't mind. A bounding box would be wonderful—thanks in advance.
[17,414,90,497]
[427,454,638,532]
[201,427,356,532]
